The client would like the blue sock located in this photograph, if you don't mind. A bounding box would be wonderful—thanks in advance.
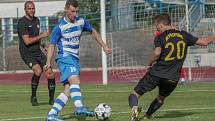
[48,93,68,115]
[70,84,83,108]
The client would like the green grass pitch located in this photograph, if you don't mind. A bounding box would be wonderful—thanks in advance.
[0,82,215,121]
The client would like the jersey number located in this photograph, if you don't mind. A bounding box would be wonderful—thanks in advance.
[70,67,77,72]
[165,41,186,61]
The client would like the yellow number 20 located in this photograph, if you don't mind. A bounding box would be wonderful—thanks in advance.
[164,40,185,61]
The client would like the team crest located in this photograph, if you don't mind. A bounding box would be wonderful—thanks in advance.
[29,63,33,67]
[37,24,40,29]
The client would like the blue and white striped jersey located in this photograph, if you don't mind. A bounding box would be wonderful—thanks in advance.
[50,17,92,60]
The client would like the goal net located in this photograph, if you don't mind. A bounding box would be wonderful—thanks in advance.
[106,1,186,83]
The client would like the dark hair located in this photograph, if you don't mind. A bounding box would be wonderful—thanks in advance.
[153,13,171,25]
[24,1,34,9]
[65,0,79,8]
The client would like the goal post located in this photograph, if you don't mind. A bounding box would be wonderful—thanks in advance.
[100,0,108,85]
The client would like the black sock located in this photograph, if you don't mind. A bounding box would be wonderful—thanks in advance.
[146,98,163,116]
[128,94,138,108]
[48,78,55,101]
[31,74,40,98]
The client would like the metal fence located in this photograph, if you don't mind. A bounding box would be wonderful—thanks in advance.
[0,1,215,83]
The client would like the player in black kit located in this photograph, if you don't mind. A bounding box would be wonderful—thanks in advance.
[128,13,215,121]
[17,1,55,106]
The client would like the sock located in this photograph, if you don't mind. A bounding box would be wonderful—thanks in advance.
[146,98,163,116]
[181,78,185,82]
[48,93,68,115]
[31,74,40,98]
[70,84,83,108]
[128,94,138,108]
[48,78,56,101]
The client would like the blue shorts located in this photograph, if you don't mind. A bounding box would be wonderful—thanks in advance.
[57,56,80,84]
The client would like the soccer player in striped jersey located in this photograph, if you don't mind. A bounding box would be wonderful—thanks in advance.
[45,0,111,120]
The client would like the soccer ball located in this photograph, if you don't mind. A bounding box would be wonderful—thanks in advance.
[94,103,112,120]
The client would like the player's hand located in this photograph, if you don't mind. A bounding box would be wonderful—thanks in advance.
[44,63,51,71]
[40,32,49,38]
[103,45,112,55]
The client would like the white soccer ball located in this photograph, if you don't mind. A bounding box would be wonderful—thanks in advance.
[94,103,112,120]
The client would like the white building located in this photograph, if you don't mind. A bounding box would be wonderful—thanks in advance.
[0,0,65,18]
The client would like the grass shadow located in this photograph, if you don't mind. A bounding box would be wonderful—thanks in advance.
[156,111,197,119]
[60,113,98,121]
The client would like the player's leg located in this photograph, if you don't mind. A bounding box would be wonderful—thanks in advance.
[37,51,56,105]
[68,76,95,117]
[61,58,94,117]
[144,78,178,119]
[20,53,41,106]
[144,95,165,119]
[46,82,70,121]
[31,64,43,106]
[179,68,187,85]
[128,72,157,121]
[44,68,55,105]
[46,60,72,121]
[128,91,142,121]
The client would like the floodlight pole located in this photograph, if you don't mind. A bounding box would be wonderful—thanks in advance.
[100,0,108,85]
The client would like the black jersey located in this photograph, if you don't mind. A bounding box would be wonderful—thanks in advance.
[17,16,40,54]
[149,29,198,81]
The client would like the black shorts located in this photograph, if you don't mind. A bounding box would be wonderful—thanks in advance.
[134,72,178,97]
[20,50,47,69]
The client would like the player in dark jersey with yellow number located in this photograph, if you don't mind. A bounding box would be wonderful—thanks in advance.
[128,13,215,121]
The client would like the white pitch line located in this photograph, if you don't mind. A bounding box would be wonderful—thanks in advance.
[0,116,44,121]
[1,89,215,93]
[1,107,215,121]
[112,107,215,114]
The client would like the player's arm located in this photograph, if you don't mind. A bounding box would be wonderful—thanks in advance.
[91,28,111,54]
[44,26,60,70]
[147,47,161,67]
[44,44,55,70]
[22,32,49,46]
[40,43,49,52]
[195,31,215,46]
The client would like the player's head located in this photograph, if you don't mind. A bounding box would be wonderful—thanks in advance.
[24,1,35,19]
[65,0,79,22]
[153,13,171,32]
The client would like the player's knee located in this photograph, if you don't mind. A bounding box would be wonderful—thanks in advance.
[34,69,42,76]
[32,64,42,76]
[68,76,80,84]
[157,96,165,104]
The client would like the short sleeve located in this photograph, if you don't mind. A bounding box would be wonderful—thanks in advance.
[154,37,161,48]
[50,26,61,44]
[17,20,28,36]
[183,31,198,46]
[83,19,92,32]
